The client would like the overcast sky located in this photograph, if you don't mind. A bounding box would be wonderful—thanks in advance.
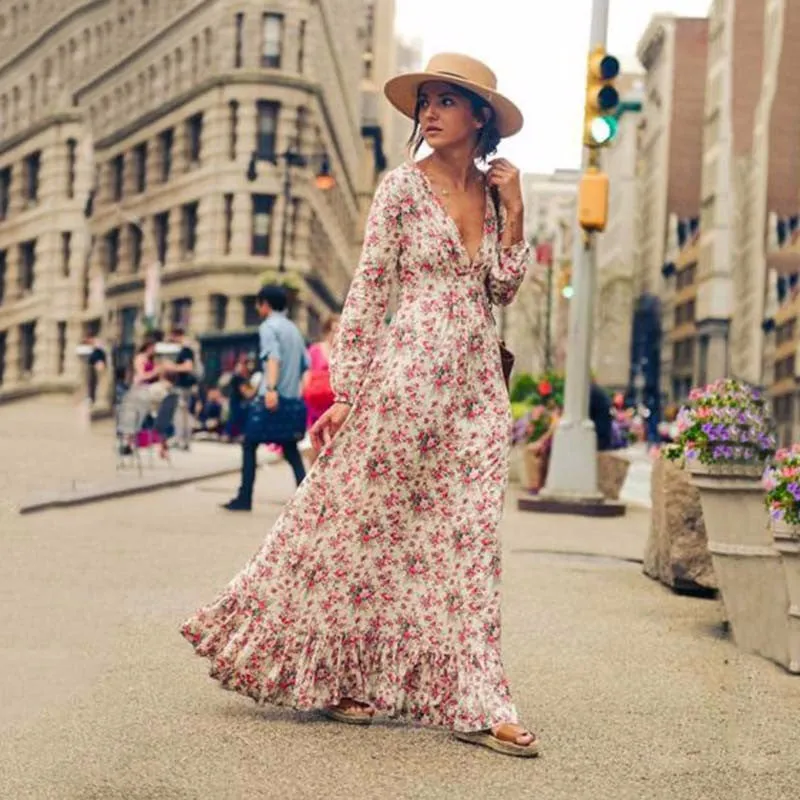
[394,0,710,174]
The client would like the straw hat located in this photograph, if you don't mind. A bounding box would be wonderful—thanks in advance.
[384,53,524,138]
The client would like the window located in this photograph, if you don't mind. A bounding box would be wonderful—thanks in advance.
[256,101,279,160]
[0,167,9,219]
[130,224,143,271]
[211,294,228,331]
[186,113,203,164]
[24,150,40,204]
[251,194,274,255]
[57,321,67,375]
[19,240,35,293]
[243,295,260,327]
[261,13,283,68]
[0,249,6,304]
[159,128,173,181]
[105,228,120,273]
[120,306,138,345]
[181,201,198,256]
[134,142,147,192]
[19,321,36,375]
[224,193,233,254]
[171,297,191,328]
[234,12,244,67]
[111,154,124,201]
[297,20,306,72]
[154,211,169,264]
[191,35,199,80]
[228,100,238,160]
[67,138,77,198]
[61,232,71,277]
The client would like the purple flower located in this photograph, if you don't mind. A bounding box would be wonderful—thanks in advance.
[788,482,800,502]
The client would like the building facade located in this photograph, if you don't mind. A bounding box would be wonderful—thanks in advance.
[634,15,708,405]
[0,0,394,403]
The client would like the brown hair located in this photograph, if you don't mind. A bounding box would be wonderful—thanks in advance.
[407,83,501,162]
[322,314,340,335]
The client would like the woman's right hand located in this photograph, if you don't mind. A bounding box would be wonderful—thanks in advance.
[309,402,352,451]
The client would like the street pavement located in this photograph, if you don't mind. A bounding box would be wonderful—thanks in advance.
[2,400,800,799]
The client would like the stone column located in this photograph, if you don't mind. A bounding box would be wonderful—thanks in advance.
[166,207,183,269]
[195,193,222,261]
[231,192,251,259]
[226,295,245,331]
[696,319,730,385]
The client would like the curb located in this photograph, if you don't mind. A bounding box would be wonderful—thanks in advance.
[17,464,246,515]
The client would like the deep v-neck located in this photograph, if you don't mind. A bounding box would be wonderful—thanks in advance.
[412,163,490,265]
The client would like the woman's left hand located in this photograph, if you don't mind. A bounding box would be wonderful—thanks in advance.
[487,158,523,214]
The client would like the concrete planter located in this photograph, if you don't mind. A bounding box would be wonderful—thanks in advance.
[597,451,630,501]
[521,443,547,493]
[644,458,716,594]
[689,460,790,669]
[772,520,800,674]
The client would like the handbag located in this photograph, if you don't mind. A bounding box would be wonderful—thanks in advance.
[490,186,515,391]
[244,395,307,444]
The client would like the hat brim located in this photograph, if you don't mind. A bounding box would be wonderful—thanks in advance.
[384,72,524,138]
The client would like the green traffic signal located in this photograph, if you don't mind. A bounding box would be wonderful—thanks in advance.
[589,115,618,146]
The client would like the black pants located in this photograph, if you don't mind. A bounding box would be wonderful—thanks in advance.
[237,439,306,506]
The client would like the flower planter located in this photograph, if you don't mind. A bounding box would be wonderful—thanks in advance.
[521,442,547,493]
[644,458,716,594]
[597,451,630,501]
[771,520,800,674]
[689,460,791,669]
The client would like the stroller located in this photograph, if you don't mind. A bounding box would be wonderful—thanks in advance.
[116,386,181,474]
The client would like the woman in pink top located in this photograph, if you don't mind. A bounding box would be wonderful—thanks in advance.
[302,315,339,464]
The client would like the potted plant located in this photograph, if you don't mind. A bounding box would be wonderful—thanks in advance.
[512,404,555,493]
[667,378,787,667]
[763,447,800,673]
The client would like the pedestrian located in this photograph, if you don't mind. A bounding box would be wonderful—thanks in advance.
[163,326,199,451]
[222,285,308,510]
[301,314,339,466]
[182,53,538,757]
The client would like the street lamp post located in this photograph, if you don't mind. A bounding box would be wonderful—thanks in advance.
[247,148,335,273]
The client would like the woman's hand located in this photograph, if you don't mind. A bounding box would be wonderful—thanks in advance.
[487,158,523,215]
[309,402,352,451]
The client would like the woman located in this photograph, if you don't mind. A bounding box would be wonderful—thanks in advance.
[302,315,340,465]
[181,53,538,757]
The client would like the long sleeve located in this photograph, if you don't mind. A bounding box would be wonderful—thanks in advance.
[330,171,402,404]
[486,204,532,306]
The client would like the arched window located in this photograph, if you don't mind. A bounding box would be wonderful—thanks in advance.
[204,28,213,67]
[163,54,172,95]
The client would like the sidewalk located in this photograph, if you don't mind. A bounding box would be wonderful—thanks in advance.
[0,396,275,513]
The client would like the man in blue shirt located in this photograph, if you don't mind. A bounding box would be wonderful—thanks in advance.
[223,285,309,511]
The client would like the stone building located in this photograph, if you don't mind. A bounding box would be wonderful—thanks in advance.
[593,73,644,393]
[505,169,579,377]
[634,15,708,404]
[0,0,395,403]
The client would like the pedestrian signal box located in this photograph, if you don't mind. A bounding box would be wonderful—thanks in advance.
[578,168,610,232]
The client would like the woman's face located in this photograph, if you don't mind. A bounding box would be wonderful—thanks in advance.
[417,81,484,152]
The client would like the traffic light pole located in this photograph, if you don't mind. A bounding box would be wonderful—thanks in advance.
[540,0,610,502]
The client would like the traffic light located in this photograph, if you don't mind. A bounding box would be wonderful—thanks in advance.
[583,46,620,148]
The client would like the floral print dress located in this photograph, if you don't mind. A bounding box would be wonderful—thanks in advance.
[181,162,531,732]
